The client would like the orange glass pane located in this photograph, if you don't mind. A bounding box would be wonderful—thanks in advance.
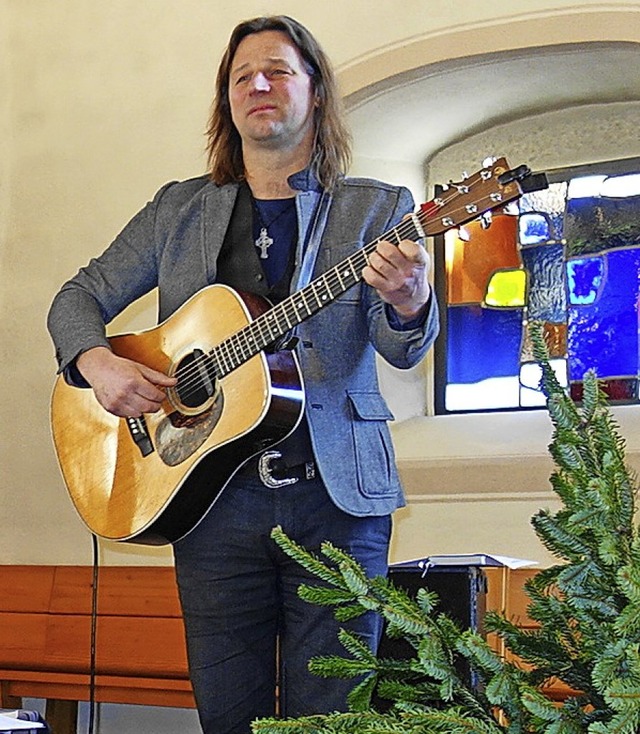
[521,322,567,361]
[445,214,521,305]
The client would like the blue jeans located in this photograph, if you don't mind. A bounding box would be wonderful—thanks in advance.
[173,473,391,734]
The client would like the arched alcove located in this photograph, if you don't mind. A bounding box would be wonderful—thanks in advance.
[340,15,640,424]
[339,8,640,191]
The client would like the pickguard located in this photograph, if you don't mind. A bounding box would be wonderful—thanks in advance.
[155,390,225,467]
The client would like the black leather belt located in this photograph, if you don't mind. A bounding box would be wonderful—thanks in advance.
[241,450,316,488]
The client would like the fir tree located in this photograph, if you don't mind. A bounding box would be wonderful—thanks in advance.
[251,324,640,734]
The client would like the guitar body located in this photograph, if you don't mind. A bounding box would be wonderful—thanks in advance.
[50,284,304,545]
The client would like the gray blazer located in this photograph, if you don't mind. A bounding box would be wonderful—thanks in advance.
[48,170,439,517]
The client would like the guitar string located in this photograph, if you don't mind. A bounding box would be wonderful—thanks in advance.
[168,178,503,403]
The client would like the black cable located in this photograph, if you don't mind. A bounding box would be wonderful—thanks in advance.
[88,534,99,734]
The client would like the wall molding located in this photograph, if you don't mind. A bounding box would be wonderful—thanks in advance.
[338,8,640,103]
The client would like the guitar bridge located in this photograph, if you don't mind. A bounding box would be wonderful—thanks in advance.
[126,415,154,457]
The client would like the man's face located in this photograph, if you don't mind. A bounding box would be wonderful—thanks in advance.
[228,30,316,153]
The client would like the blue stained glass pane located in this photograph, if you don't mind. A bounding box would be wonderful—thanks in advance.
[568,247,640,380]
[567,257,605,305]
[565,193,640,256]
[521,244,566,321]
[518,182,567,241]
[447,305,523,384]
[519,213,550,245]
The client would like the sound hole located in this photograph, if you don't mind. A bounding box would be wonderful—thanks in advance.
[175,349,217,410]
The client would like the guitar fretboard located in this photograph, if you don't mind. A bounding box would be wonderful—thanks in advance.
[209,216,424,378]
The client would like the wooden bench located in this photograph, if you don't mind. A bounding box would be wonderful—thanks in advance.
[0,565,570,734]
[0,565,194,734]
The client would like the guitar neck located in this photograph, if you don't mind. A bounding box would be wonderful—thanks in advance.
[208,156,529,378]
[211,215,422,378]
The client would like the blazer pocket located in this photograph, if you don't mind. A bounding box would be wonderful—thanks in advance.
[347,391,398,497]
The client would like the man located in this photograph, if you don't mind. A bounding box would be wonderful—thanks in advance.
[47,15,439,734]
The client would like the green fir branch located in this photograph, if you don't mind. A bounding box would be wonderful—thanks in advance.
[256,324,640,734]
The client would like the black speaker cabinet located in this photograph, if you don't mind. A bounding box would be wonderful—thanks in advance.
[378,565,487,691]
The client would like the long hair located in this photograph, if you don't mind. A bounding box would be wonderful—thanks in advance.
[206,16,352,190]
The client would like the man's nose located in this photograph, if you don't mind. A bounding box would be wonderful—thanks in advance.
[251,72,271,92]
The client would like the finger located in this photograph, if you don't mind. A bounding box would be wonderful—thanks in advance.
[397,239,428,265]
[94,386,162,418]
[375,239,426,272]
[139,363,178,387]
[374,239,400,262]
[367,249,397,279]
[135,383,168,405]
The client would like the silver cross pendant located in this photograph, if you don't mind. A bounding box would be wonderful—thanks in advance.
[255,227,273,259]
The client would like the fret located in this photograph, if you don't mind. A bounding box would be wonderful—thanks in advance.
[308,280,325,309]
[253,318,272,350]
[299,286,316,315]
[263,310,279,339]
[229,333,246,366]
[261,312,279,343]
[240,330,254,358]
[211,345,228,376]
[347,258,359,284]
[336,261,356,290]
[292,291,312,318]
[278,302,294,330]
[317,275,332,304]
[388,227,402,245]
[272,314,285,334]
[217,339,233,372]
[251,322,269,352]
[325,272,342,299]
[352,247,371,273]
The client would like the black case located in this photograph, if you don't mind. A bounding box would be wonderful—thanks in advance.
[377,565,487,690]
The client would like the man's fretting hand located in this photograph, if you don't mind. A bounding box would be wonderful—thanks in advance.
[362,237,431,323]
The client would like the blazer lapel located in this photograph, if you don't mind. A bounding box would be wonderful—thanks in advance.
[201,183,239,285]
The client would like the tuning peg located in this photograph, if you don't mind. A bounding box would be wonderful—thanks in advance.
[480,211,493,230]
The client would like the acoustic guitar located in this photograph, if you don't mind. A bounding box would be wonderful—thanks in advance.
[51,158,538,544]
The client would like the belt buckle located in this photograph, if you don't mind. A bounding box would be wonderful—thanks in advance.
[257,450,299,489]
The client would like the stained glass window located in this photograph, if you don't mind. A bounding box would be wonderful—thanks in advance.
[434,158,640,413]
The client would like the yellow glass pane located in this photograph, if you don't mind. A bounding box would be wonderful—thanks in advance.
[485,269,527,307]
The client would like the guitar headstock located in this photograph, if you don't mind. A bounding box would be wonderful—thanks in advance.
[419,157,538,236]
